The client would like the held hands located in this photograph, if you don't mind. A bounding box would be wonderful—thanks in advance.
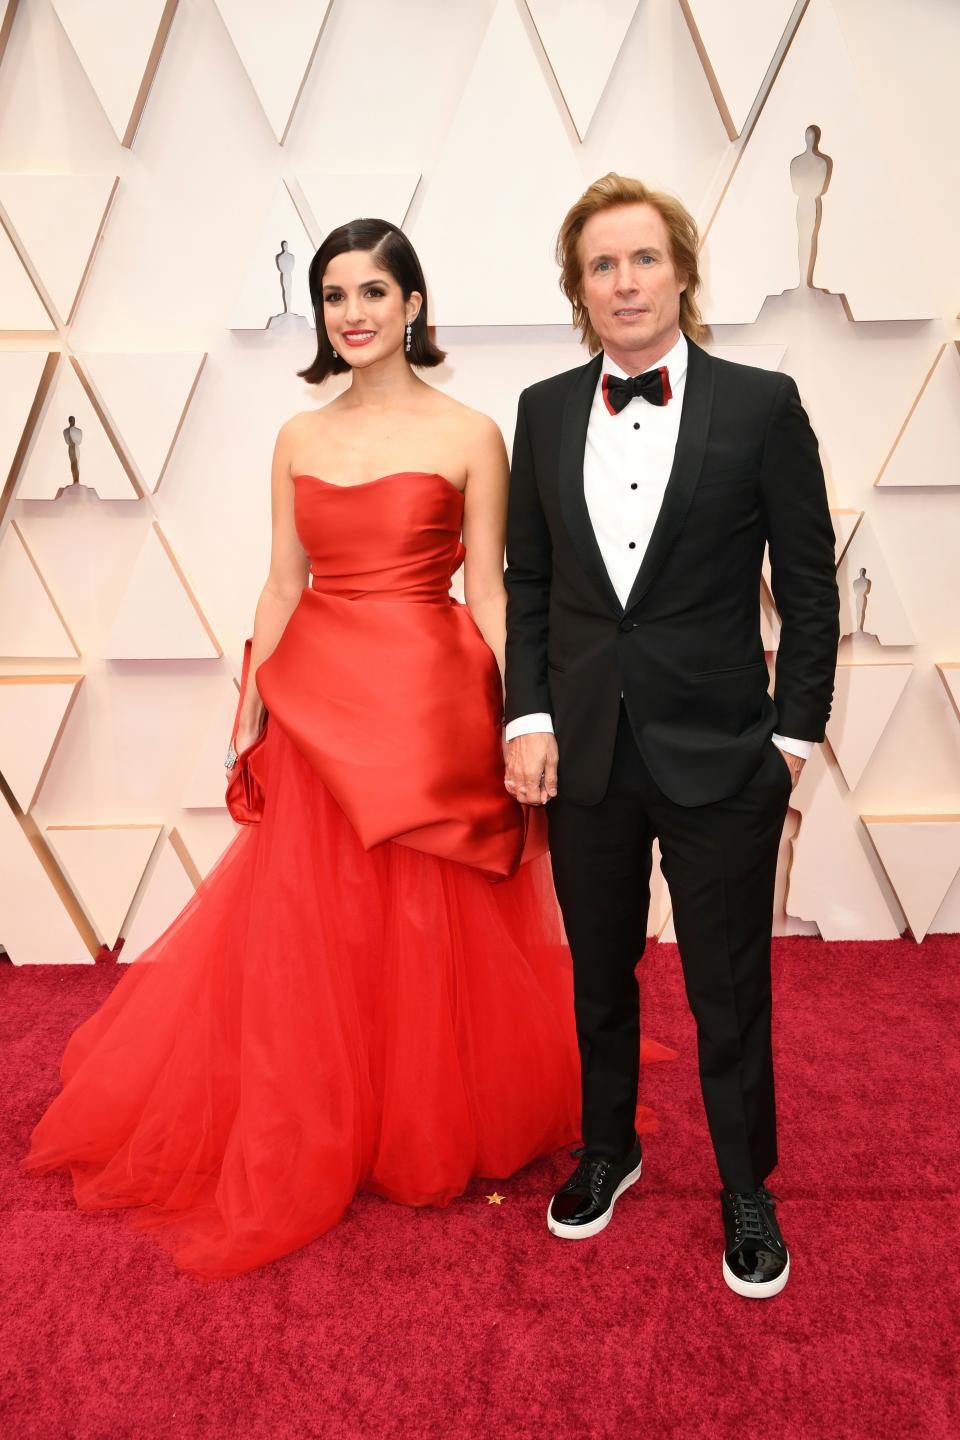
[504,732,559,807]
[500,733,802,804]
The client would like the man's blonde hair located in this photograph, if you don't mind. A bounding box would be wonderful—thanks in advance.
[556,173,704,351]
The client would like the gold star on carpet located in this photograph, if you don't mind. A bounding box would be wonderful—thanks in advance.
[484,1192,505,1206]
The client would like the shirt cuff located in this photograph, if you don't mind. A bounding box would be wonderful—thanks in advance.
[772,734,813,761]
[504,713,555,743]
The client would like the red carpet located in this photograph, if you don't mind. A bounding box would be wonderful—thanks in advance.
[2,936,957,1440]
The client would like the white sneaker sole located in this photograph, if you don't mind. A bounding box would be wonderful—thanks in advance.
[546,1158,643,1240]
[722,1251,790,1299]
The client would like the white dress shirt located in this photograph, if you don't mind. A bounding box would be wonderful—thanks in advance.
[505,331,812,761]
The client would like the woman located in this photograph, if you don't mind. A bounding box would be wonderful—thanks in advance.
[24,220,671,1278]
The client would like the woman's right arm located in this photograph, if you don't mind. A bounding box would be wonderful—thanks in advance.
[231,420,310,753]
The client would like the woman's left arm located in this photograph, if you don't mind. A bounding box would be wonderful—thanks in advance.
[461,411,510,686]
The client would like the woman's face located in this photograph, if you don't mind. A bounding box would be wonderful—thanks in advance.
[320,249,421,370]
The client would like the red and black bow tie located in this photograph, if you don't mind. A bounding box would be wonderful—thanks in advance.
[602,366,672,415]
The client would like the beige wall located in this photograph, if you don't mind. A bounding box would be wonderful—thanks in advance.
[0,0,958,961]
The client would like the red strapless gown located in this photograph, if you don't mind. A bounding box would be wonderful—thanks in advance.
[24,471,673,1278]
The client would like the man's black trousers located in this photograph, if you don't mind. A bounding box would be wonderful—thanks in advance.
[547,703,794,1194]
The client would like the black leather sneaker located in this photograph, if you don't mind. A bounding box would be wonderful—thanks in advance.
[547,1139,642,1239]
[721,1186,790,1298]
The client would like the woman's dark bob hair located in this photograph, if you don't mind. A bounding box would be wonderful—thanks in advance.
[297,218,446,384]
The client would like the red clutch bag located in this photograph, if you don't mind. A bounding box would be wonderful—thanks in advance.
[225,638,269,825]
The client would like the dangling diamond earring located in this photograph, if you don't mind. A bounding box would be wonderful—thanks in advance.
[405,320,413,355]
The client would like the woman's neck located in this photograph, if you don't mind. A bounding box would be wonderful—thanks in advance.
[342,350,422,411]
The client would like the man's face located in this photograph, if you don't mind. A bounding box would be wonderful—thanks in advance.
[578,202,686,365]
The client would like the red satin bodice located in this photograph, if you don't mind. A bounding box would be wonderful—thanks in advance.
[254,471,544,877]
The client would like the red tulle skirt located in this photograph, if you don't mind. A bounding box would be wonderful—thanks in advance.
[24,718,671,1278]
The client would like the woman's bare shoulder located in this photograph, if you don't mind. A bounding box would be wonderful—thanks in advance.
[276,403,343,453]
[423,388,504,449]
[278,405,332,439]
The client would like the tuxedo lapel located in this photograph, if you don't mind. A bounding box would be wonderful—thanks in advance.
[623,338,714,613]
[557,352,623,616]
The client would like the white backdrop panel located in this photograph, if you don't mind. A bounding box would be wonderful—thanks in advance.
[1,0,958,956]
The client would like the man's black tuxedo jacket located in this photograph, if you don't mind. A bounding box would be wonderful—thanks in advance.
[504,338,840,807]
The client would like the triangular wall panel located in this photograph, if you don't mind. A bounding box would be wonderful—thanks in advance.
[295,174,420,247]
[875,344,960,489]
[0,522,79,658]
[0,174,118,325]
[410,0,584,326]
[831,509,861,567]
[0,351,51,491]
[15,491,151,659]
[103,522,221,659]
[45,823,162,947]
[0,1,20,67]
[229,183,315,330]
[836,518,914,645]
[701,0,937,322]
[826,663,913,790]
[524,0,639,141]
[937,664,960,729]
[182,680,242,808]
[78,351,206,493]
[176,812,239,879]
[16,356,139,500]
[0,798,87,964]
[862,817,960,943]
[0,221,53,330]
[680,0,800,138]
[0,675,82,809]
[48,0,177,147]
[213,0,333,143]
[786,746,901,940]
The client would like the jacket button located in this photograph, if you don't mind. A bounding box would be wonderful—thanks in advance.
[618,618,635,633]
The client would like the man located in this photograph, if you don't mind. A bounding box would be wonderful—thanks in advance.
[503,174,839,1298]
